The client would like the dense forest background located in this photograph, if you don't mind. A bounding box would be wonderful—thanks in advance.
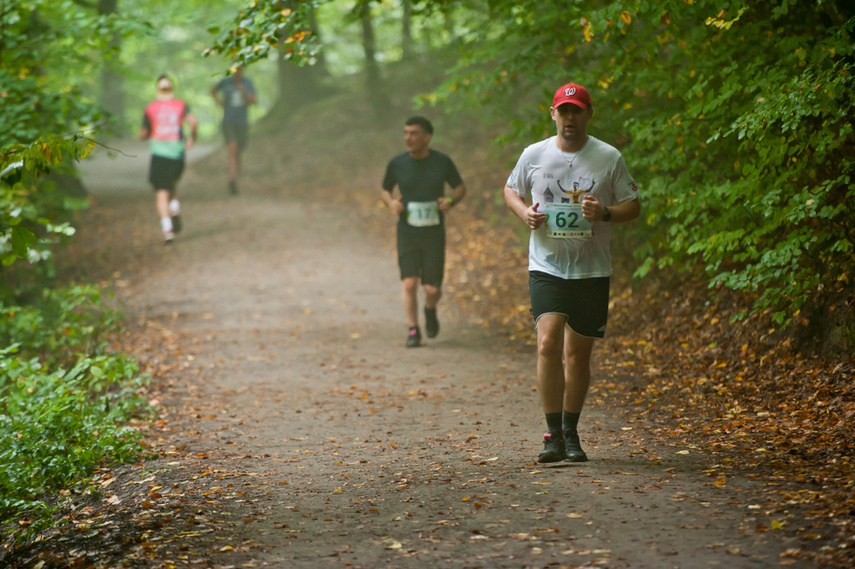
[4,0,854,347]
[1,0,854,565]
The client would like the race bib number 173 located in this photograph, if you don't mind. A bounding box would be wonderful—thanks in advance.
[407,201,441,227]
[544,202,592,239]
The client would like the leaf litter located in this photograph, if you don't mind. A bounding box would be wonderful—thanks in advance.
[5,115,852,568]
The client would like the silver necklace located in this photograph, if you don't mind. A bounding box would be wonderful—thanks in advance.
[562,137,589,169]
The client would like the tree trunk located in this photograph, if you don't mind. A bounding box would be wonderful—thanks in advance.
[401,0,413,59]
[99,0,125,134]
[359,1,389,117]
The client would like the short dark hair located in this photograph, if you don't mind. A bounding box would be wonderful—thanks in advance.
[405,116,433,135]
[156,74,171,84]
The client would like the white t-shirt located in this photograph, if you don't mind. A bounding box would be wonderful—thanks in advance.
[506,136,639,279]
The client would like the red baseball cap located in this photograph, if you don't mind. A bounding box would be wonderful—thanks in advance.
[552,83,591,110]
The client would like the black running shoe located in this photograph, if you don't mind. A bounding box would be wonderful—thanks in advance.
[171,214,182,234]
[406,326,421,348]
[424,307,439,338]
[563,429,589,462]
[537,432,565,463]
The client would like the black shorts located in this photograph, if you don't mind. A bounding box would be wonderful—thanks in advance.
[397,228,445,287]
[149,155,185,191]
[529,271,610,338]
[222,123,249,150]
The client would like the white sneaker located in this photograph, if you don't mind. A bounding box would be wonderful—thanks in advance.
[163,231,175,244]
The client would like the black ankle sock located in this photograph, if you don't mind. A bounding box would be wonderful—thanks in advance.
[563,410,581,432]
[545,412,562,434]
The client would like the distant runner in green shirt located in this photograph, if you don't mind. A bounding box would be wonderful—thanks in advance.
[381,117,467,347]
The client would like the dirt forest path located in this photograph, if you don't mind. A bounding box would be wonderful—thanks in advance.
[63,141,811,569]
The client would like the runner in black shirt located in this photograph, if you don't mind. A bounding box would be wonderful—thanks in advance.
[381,117,466,347]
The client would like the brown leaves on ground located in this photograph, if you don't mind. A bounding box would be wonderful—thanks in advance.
[21,122,852,568]
[600,282,855,568]
[350,148,855,568]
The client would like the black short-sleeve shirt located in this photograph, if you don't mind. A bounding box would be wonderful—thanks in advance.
[382,150,463,232]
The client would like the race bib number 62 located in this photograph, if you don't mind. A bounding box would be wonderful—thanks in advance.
[544,202,592,239]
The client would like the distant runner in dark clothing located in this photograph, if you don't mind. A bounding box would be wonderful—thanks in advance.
[381,116,466,348]
[211,64,257,195]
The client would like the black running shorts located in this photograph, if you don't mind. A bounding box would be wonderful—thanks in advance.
[149,155,185,191]
[529,271,610,338]
[397,228,445,287]
[222,123,249,150]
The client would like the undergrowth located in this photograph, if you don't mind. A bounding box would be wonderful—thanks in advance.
[0,284,150,545]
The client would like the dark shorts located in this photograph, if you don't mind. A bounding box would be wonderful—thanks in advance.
[529,271,610,338]
[397,228,445,287]
[149,155,185,191]
[222,123,249,150]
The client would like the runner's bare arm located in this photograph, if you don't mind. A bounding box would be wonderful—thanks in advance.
[504,184,545,229]
[438,183,466,212]
[581,195,641,223]
[185,113,199,150]
[381,188,404,216]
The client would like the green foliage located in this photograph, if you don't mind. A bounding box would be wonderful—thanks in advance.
[1,137,94,286]
[205,0,320,69]
[0,0,151,146]
[1,3,150,533]
[0,285,124,364]
[0,113,146,547]
[0,285,150,542]
[429,0,855,328]
[0,69,100,150]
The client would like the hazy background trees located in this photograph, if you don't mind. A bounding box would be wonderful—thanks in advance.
[3,0,854,341]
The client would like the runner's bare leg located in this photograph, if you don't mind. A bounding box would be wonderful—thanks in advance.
[402,276,420,328]
[536,313,567,414]
[563,327,595,413]
[227,140,240,182]
[155,189,171,221]
[423,284,441,310]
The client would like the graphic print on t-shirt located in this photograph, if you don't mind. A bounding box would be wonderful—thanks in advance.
[557,177,596,203]
[147,100,186,141]
[506,135,640,279]
[144,99,187,159]
[542,174,596,205]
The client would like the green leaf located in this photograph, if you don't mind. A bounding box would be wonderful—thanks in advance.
[10,226,36,258]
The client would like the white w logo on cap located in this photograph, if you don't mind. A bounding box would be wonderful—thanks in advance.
[565,87,576,96]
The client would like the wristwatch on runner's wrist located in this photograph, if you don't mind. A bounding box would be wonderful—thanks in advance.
[602,206,611,222]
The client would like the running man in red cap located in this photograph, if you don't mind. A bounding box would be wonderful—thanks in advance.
[503,83,641,463]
